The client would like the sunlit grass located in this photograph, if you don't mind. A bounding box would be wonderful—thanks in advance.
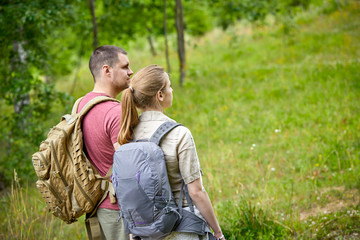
[0,170,87,239]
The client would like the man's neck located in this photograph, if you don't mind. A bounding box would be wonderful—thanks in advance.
[92,85,117,98]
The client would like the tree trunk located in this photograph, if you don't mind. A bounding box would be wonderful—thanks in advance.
[12,41,29,117]
[175,0,186,86]
[163,0,171,73]
[89,0,99,49]
[146,27,157,56]
[9,40,30,157]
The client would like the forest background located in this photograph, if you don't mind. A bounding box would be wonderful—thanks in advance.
[1,0,359,239]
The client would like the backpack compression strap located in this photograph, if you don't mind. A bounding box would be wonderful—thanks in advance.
[149,121,182,145]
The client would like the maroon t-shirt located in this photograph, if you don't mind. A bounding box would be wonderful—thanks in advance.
[77,92,121,210]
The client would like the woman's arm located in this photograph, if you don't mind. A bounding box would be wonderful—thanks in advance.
[187,178,224,239]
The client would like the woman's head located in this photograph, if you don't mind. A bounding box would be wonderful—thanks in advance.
[130,65,172,110]
[118,65,173,145]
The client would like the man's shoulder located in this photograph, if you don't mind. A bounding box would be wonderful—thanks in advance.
[78,92,120,112]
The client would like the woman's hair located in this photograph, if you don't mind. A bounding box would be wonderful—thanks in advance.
[117,65,169,145]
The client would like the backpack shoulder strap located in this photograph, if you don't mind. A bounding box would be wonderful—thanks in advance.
[71,97,84,115]
[77,96,120,117]
[149,121,182,145]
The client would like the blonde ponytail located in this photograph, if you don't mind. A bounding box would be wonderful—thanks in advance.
[118,88,139,145]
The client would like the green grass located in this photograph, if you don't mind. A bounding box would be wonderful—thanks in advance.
[1,1,360,239]
[0,171,87,239]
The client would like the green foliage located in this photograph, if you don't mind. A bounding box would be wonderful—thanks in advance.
[0,1,74,184]
[209,0,274,29]
[183,0,214,36]
[99,0,167,41]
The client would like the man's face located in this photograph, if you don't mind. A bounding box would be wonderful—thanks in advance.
[110,53,133,92]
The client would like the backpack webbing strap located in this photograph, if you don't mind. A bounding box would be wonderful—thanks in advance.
[149,121,182,145]
[184,181,195,212]
[85,215,102,240]
[178,180,195,214]
[88,166,116,218]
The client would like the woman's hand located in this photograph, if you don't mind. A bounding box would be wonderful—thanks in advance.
[214,232,225,240]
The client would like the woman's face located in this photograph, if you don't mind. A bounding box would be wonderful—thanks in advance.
[162,76,173,109]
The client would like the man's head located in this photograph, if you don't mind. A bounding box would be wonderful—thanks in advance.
[89,45,133,94]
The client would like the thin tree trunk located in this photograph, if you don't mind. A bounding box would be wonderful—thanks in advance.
[12,41,29,117]
[70,37,86,95]
[147,36,157,56]
[175,0,185,86]
[89,0,99,49]
[9,40,30,156]
[163,0,171,73]
[146,27,157,56]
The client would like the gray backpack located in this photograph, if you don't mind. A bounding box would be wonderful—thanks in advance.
[112,122,215,240]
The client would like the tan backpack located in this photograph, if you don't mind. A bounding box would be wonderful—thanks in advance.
[32,96,120,224]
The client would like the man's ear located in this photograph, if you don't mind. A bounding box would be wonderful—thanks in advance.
[102,65,111,76]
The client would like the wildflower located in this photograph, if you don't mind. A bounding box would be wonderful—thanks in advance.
[275,129,281,133]
[271,167,276,171]
[316,196,320,200]
[348,168,352,171]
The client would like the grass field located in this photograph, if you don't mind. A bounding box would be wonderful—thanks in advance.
[1,1,359,239]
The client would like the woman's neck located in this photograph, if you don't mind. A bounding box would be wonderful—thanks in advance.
[140,107,163,112]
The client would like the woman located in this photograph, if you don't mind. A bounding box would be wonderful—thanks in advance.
[118,65,224,240]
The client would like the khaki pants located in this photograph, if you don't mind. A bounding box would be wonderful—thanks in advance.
[87,208,129,240]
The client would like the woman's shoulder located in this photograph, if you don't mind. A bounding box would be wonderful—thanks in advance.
[169,124,194,143]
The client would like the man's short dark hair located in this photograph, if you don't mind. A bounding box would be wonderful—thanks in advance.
[89,45,127,81]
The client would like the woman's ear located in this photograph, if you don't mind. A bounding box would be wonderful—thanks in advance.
[157,90,164,102]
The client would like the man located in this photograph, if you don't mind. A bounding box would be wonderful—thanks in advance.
[77,45,133,239]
